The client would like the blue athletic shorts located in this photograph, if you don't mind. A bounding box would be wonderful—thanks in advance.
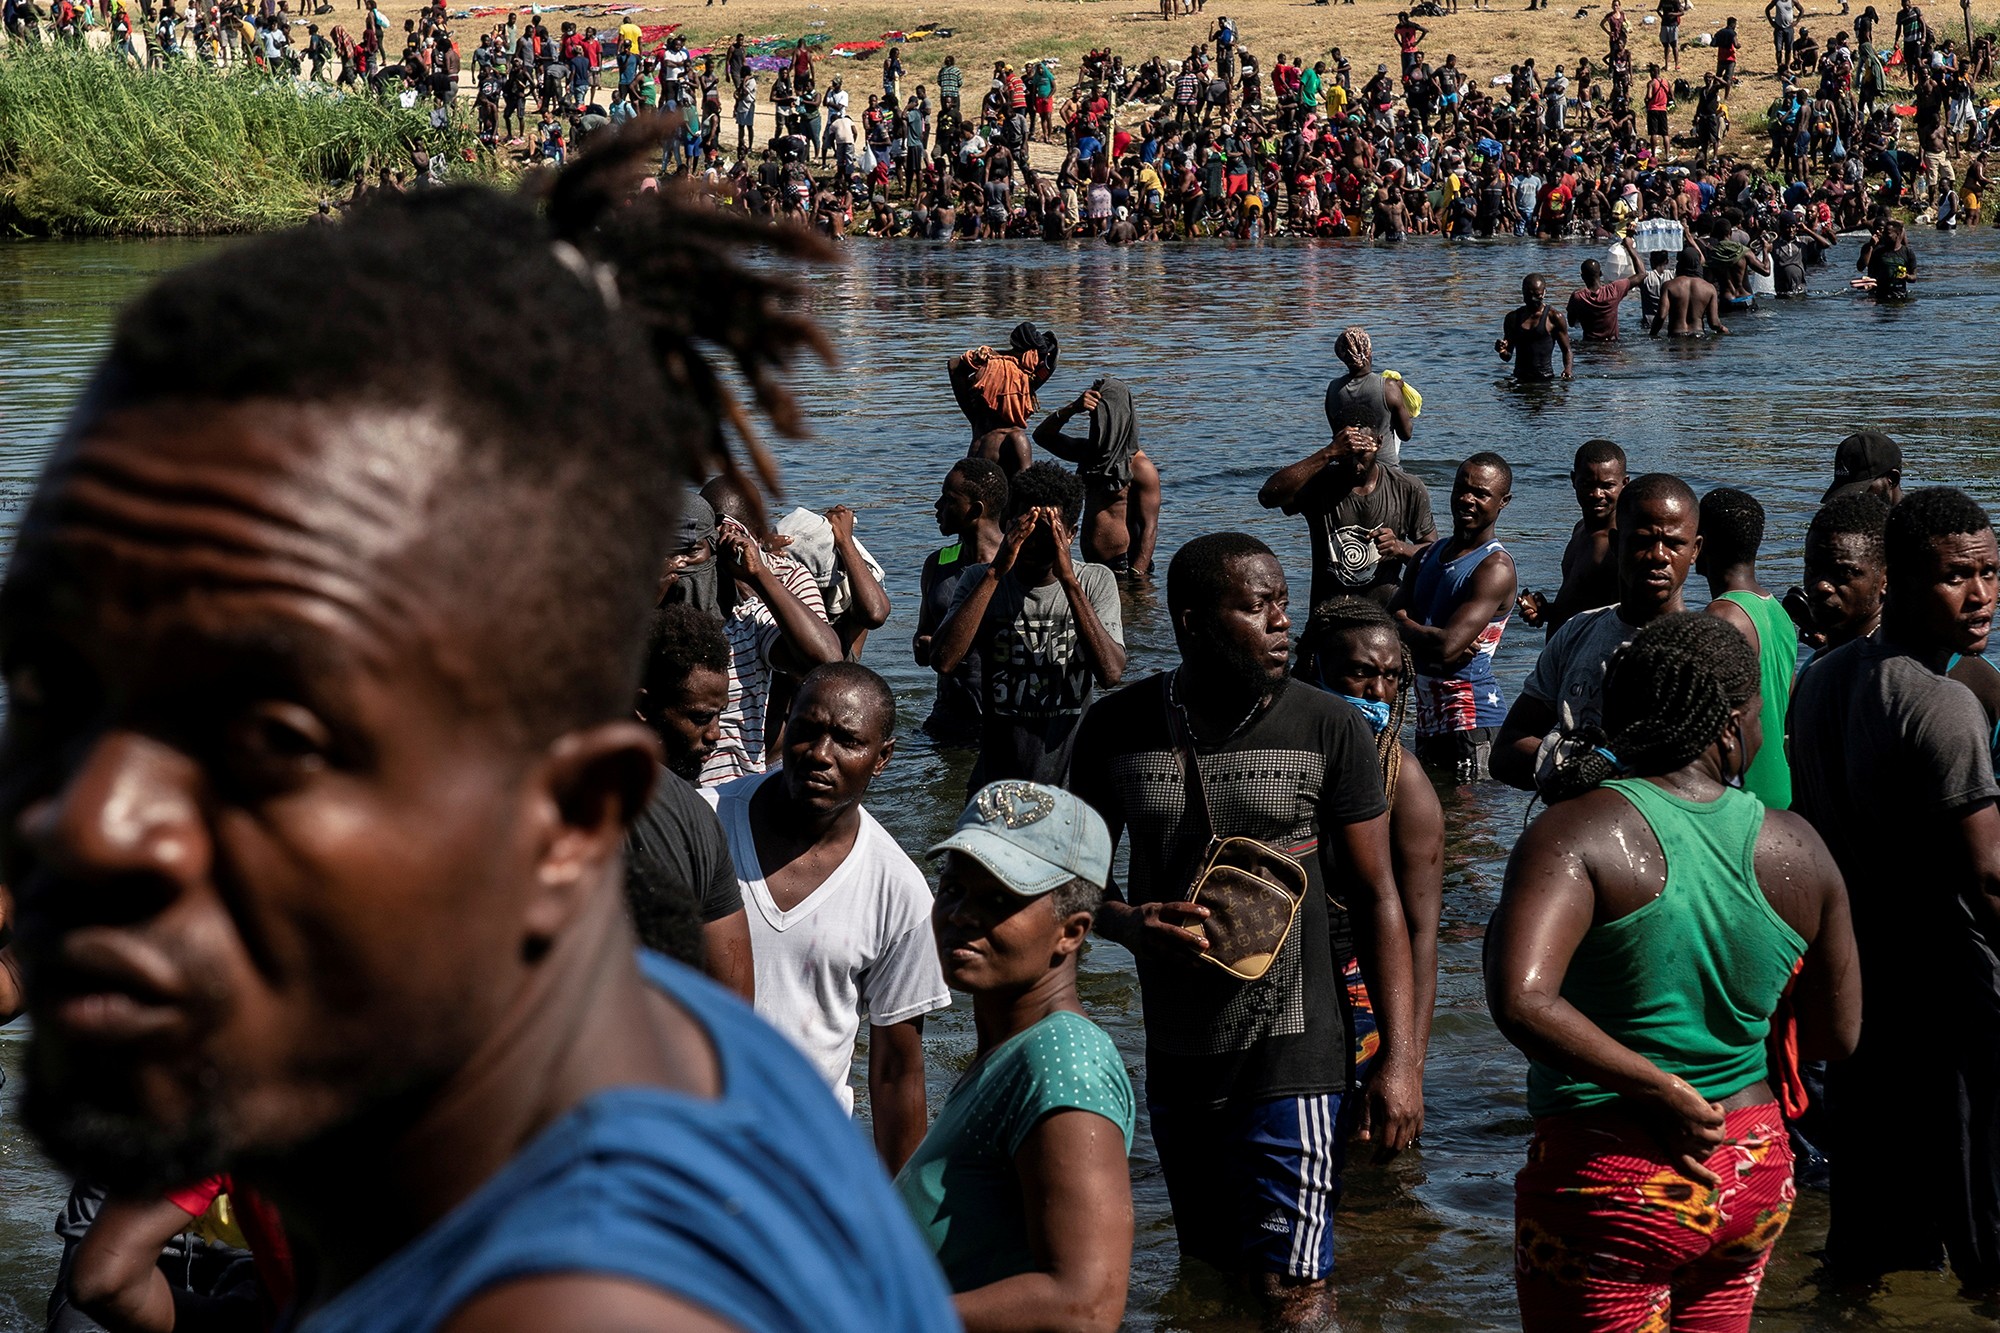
[1149,1092,1348,1280]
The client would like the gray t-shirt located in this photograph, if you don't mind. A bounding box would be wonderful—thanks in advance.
[1521,603,1636,735]
[1788,634,2000,1014]
[1290,464,1436,609]
[946,561,1125,783]
[1322,370,1402,467]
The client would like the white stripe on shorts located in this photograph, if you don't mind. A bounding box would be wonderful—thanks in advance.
[1288,1093,1335,1278]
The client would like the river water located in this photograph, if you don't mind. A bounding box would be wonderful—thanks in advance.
[3,230,2000,1331]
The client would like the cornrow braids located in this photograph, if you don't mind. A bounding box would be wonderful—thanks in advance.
[1541,612,1759,803]
[1297,596,1410,809]
[82,123,833,747]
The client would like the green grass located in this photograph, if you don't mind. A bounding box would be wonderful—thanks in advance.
[0,44,479,235]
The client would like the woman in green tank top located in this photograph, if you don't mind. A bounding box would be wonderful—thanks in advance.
[1486,613,1860,1333]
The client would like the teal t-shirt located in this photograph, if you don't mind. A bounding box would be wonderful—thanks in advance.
[894,1009,1134,1292]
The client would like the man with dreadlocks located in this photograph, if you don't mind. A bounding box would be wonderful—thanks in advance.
[1489,613,1859,1333]
[1296,595,1444,1147]
[1493,473,1701,793]
[0,126,960,1331]
[1790,487,2000,1294]
[1068,534,1419,1331]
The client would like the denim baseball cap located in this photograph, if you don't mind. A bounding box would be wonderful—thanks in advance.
[927,781,1112,897]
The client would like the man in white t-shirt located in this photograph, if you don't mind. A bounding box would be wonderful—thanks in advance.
[706,662,950,1172]
[659,34,690,106]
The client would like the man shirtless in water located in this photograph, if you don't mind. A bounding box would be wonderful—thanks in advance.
[948,323,1060,476]
[1519,439,1629,635]
[1495,274,1574,380]
[1649,265,1731,335]
[1031,381,1164,577]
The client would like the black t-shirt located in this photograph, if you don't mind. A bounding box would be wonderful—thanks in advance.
[623,767,742,959]
[919,543,984,746]
[1789,636,2000,1030]
[1290,463,1435,608]
[1068,675,1388,1109]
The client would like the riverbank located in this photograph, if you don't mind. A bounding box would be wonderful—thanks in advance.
[0,44,470,234]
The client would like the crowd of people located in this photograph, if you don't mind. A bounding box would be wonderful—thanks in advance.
[7,0,1998,245]
[624,2,1999,244]
[1,122,1998,1333]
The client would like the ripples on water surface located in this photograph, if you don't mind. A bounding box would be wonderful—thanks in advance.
[3,232,2000,1330]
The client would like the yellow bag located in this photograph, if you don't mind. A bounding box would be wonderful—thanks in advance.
[1383,369,1422,416]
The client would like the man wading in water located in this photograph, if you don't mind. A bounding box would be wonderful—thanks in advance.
[1496,274,1574,381]
[950,322,1060,476]
[1519,439,1628,637]
[0,129,959,1331]
[1031,376,1163,578]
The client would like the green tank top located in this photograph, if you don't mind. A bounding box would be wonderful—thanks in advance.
[1720,590,1798,810]
[1526,779,1807,1118]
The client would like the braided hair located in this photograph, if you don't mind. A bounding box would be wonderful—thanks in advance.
[1541,612,1760,804]
[1296,596,1410,809]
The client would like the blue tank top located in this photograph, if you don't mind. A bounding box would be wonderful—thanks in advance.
[292,953,961,1333]
[1408,538,1511,731]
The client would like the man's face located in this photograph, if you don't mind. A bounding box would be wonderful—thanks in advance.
[1572,459,1626,525]
[1895,529,1999,657]
[935,472,979,537]
[1802,529,1886,640]
[1452,463,1511,537]
[931,852,1067,994]
[1329,425,1381,479]
[1617,493,1700,610]
[1007,505,1066,568]
[1319,625,1402,703]
[656,536,711,602]
[1190,553,1292,691]
[778,680,892,816]
[648,664,726,781]
[1522,277,1547,309]
[2,400,575,1191]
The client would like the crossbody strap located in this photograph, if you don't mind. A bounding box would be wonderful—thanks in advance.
[1162,679,1216,847]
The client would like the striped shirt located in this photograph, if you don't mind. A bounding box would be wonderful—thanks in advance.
[937,63,963,98]
[700,555,827,788]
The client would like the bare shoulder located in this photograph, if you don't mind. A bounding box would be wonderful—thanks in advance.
[1515,786,1643,868]
[1704,593,1756,634]
[1753,807,1838,927]
[441,1276,741,1333]
[1754,807,1835,875]
[1391,749,1444,841]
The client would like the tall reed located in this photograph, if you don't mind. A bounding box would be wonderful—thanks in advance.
[0,44,472,234]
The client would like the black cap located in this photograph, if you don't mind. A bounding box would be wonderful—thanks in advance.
[1823,431,1902,502]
